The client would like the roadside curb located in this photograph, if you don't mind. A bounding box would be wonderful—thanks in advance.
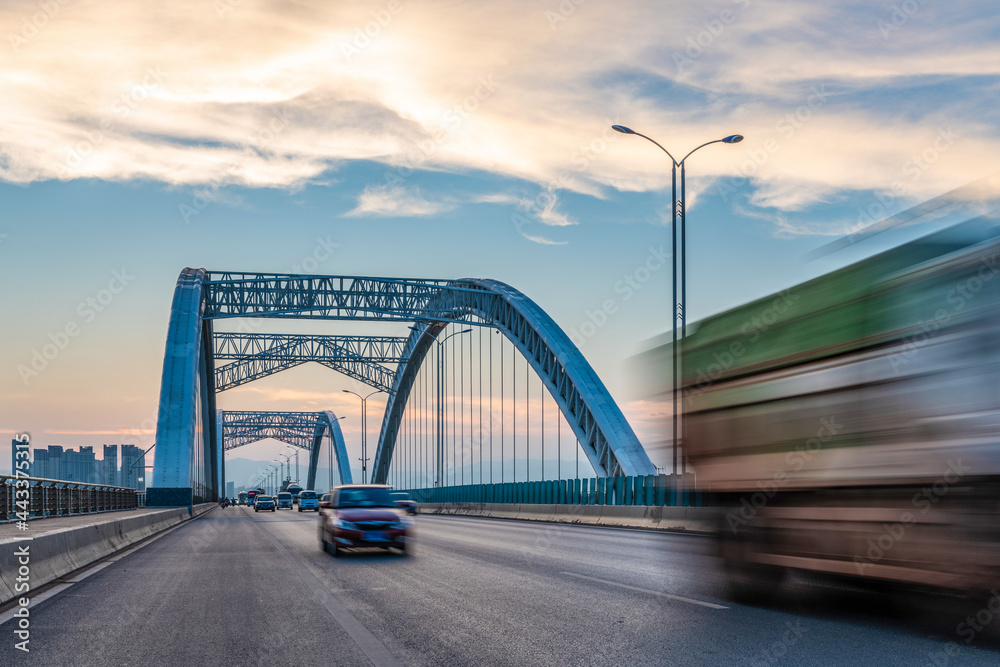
[419,503,719,534]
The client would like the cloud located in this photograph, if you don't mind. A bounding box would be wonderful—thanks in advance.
[0,0,997,220]
[521,233,568,246]
[345,183,454,217]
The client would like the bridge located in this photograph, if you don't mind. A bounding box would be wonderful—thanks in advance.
[148,269,658,507]
[4,268,997,665]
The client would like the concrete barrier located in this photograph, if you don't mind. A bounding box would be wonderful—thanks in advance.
[419,502,720,534]
[0,503,215,605]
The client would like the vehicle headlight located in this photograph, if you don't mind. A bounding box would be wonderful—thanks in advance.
[332,518,357,530]
[391,517,414,529]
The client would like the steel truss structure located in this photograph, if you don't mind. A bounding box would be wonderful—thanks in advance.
[372,279,655,481]
[149,269,655,507]
[214,333,406,393]
[219,410,351,489]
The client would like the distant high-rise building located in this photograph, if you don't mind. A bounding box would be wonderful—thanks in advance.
[103,445,118,486]
[63,446,97,483]
[226,481,235,498]
[47,446,64,480]
[120,445,146,490]
[32,449,49,479]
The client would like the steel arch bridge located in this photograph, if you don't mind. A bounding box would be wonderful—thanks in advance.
[148,269,655,506]
[219,411,352,490]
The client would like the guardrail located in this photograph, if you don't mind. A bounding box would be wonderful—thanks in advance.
[401,473,705,508]
[0,474,139,520]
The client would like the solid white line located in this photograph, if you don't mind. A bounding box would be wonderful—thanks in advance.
[560,571,728,609]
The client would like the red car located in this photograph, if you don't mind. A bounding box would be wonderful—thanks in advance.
[319,484,414,557]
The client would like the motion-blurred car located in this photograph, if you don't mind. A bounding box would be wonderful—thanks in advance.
[276,492,293,509]
[319,485,413,557]
[390,491,418,515]
[254,495,276,512]
[298,490,319,511]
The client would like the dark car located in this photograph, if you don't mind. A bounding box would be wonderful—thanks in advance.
[390,491,418,515]
[254,495,277,512]
[319,485,413,557]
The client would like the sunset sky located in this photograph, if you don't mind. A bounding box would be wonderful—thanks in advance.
[2,0,998,480]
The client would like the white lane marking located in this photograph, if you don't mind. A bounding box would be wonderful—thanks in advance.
[560,571,728,609]
[253,521,403,667]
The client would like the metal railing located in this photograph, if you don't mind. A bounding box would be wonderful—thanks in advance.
[1,474,140,520]
[400,473,704,508]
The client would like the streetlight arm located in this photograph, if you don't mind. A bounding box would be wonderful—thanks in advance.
[680,138,728,164]
[630,131,679,165]
[440,328,473,346]
[127,443,156,475]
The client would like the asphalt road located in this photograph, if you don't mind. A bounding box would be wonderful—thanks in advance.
[4,507,1000,666]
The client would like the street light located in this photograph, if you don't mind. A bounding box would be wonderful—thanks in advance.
[612,124,743,477]
[277,453,292,490]
[343,389,384,484]
[409,325,473,487]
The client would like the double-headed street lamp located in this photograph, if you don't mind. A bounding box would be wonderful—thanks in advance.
[277,453,292,490]
[612,125,743,477]
[343,389,384,484]
[409,325,473,487]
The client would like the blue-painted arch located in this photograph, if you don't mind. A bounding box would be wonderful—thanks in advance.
[372,278,655,482]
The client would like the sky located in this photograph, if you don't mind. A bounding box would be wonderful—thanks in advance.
[1,0,998,481]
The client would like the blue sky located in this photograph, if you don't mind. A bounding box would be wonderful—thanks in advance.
[1,0,998,478]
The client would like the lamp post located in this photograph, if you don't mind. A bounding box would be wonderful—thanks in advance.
[343,389,384,484]
[409,325,473,487]
[612,125,743,476]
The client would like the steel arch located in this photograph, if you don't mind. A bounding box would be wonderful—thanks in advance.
[371,279,656,482]
[149,268,220,506]
[220,410,352,489]
[151,269,654,506]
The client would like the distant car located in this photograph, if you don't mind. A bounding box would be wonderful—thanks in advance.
[298,490,319,512]
[391,491,418,515]
[254,495,276,512]
[319,484,413,557]
[276,492,293,509]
